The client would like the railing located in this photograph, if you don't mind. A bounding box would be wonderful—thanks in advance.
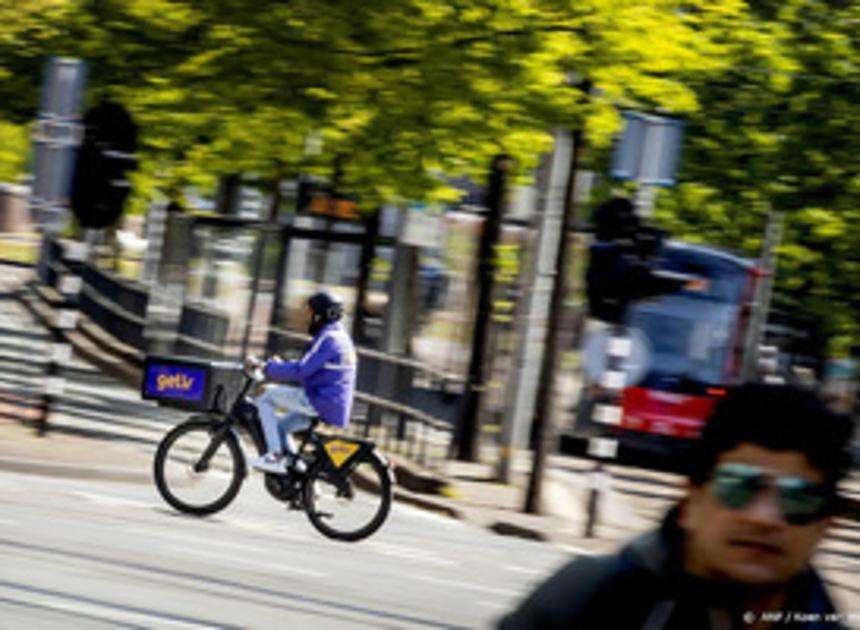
[174,302,230,359]
[79,264,149,352]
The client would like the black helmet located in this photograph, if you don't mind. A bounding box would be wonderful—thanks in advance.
[308,291,344,323]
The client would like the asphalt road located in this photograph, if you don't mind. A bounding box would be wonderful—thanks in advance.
[0,470,574,629]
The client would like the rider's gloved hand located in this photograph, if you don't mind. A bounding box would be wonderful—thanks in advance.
[244,355,265,373]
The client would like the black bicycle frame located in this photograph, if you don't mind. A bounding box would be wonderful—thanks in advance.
[192,374,258,473]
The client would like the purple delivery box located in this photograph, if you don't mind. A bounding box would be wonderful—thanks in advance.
[142,356,241,412]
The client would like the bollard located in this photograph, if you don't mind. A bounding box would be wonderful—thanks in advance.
[583,324,628,537]
[584,439,617,537]
[37,242,86,436]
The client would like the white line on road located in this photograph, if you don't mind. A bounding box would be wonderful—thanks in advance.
[366,542,458,567]
[394,503,462,527]
[557,544,596,557]
[219,515,308,540]
[73,491,153,510]
[412,574,517,598]
[161,544,328,579]
[126,527,326,578]
[127,526,305,552]
[31,598,220,629]
[0,585,220,630]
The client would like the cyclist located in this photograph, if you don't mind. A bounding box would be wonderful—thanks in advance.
[246,291,357,474]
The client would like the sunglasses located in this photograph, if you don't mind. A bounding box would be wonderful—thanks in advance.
[709,463,833,526]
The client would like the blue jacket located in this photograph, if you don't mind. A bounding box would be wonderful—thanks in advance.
[264,322,357,428]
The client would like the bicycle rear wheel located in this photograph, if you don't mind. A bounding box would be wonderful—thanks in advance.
[153,419,245,516]
[303,451,392,542]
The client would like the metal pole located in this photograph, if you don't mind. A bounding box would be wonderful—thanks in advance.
[497,133,573,482]
[741,208,784,382]
[38,240,86,435]
[241,178,282,357]
[351,210,380,344]
[455,154,512,462]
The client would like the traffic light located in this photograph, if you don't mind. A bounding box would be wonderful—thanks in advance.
[586,197,688,323]
[70,100,138,229]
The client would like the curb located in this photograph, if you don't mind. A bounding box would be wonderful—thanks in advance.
[391,486,463,519]
[488,521,548,542]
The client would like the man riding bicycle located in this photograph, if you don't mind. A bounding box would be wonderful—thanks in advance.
[246,291,357,475]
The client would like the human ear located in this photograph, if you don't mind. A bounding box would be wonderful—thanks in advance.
[678,483,701,532]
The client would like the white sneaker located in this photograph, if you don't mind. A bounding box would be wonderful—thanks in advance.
[287,455,307,474]
[249,453,288,474]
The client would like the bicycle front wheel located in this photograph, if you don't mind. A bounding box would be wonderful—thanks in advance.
[153,419,245,516]
[304,451,393,542]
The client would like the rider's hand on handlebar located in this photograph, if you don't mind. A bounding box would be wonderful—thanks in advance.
[244,355,264,371]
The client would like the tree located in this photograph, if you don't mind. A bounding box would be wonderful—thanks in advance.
[12,0,745,212]
[653,0,860,356]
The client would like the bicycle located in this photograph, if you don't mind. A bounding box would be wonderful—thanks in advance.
[149,359,394,542]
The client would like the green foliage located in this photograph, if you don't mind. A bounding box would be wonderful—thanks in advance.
[655,0,860,355]
[0,0,744,206]
[0,121,27,181]
[6,0,858,353]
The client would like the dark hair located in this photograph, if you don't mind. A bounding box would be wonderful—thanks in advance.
[687,383,853,490]
[307,291,344,335]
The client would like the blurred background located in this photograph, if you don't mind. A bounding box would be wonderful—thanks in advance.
[1,0,860,624]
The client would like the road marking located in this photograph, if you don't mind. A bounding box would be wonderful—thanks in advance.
[412,574,517,597]
[366,542,458,567]
[126,526,322,576]
[73,491,152,510]
[127,526,304,552]
[557,544,596,556]
[0,584,219,629]
[29,598,221,629]
[161,544,328,579]
[395,503,462,526]
[219,515,307,540]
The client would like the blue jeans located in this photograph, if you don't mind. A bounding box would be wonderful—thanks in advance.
[256,385,315,455]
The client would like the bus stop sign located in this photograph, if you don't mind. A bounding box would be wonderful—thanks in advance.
[611,112,684,187]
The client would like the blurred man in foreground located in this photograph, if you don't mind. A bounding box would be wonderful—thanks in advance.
[500,384,852,629]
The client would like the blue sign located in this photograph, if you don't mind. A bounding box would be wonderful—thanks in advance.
[143,363,208,403]
[611,111,684,187]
